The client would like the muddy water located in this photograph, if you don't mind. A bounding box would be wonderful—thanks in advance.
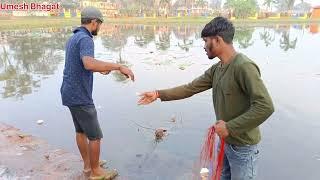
[0,23,320,180]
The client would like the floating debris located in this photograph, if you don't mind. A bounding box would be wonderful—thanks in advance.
[136,154,143,158]
[135,92,141,96]
[179,66,186,70]
[36,120,44,125]
[16,153,23,156]
[170,115,176,122]
[44,155,50,160]
[149,51,154,54]
[18,134,28,139]
[155,128,167,140]
[20,146,28,151]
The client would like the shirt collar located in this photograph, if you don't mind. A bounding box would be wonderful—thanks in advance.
[73,26,93,38]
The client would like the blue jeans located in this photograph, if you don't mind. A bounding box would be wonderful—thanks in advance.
[220,143,259,180]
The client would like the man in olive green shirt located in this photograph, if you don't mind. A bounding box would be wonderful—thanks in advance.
[138,17,274,180]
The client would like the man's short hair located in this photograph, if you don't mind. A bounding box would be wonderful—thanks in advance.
[81,18,94,25]
[201,16,235,44]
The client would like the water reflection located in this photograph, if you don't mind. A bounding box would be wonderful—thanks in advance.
[234,27,255,49]
[155,26,171,51]
[0,23,318,99]
[0,27,71,99]
[0,23,320,180]
[280,31,297,51]
[101,25,130,52]
[259,28,275,47]
[111,51,133,83]
[134,25,155,48]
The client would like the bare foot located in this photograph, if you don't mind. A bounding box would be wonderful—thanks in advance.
[90,168,118,180]
[83,160,107,174]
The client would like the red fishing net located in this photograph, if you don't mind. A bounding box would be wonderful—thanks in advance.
[199,125,225,180]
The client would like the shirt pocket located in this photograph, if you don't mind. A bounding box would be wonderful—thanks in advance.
[220,77,234,96]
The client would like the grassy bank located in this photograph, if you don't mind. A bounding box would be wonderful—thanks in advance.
[0,17,79,30]
[106,17,320,25]
[1,16,320,30]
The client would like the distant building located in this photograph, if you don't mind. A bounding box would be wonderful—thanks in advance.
[174,0,210,16]
[81,1,119,17]
[190,3,209,16]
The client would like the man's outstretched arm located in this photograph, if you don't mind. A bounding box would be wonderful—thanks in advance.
[79,37,134,81]
[82,56,134,81]
[138,65,216,105]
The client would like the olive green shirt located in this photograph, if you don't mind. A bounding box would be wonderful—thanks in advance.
[158,53,274,145]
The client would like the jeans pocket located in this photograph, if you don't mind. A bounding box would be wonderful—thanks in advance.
[229,144,252,156]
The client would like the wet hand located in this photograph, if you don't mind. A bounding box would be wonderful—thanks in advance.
[138,91,159,105]
[214,120,229,138]
[100,70,111,75]
[119,66,135,81]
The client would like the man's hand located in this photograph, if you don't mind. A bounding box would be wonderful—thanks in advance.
[119,66,135,81]
[138,91,159,105]
[100,70,111,75]
[214,120,229,138]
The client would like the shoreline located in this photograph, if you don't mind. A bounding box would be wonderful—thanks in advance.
[0,122,85,179]
[0,17,319,30]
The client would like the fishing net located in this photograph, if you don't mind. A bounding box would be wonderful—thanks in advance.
[198,125,225,180]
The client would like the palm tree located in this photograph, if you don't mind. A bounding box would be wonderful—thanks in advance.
[276,0,296,11]
[196,0,207,8]
[159,0,171,16]
[263,0,277,11]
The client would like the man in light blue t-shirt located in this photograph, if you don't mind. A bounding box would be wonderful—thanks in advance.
[60,7,134,180]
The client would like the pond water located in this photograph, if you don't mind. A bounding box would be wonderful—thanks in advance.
[0,23,320,180]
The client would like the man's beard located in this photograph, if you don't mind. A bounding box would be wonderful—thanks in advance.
[92,29,98,36]
[207,41,216,59]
